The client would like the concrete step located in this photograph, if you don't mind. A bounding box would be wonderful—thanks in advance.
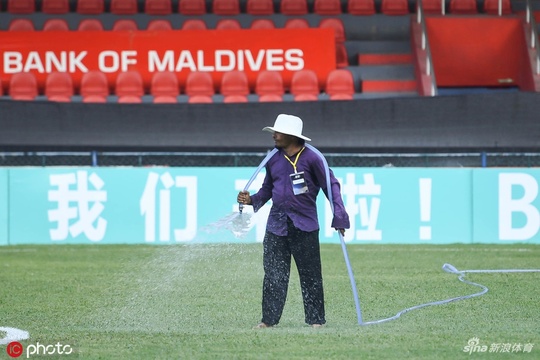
[357,64,416,80]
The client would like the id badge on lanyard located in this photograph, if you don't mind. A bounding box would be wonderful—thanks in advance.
[285,147,309,195]
[290,171,309,195]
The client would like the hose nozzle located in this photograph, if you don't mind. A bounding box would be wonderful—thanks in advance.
[442,263,460,274]
[239,203,244,214]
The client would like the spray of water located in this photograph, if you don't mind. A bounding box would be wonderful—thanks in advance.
[85,242,262,334]
[200,211,254,239]
[201,148,279,239]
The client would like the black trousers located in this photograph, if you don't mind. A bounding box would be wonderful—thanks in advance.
[261,219,325,326]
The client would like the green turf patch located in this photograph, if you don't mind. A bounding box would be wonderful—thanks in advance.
[0,244,538,359]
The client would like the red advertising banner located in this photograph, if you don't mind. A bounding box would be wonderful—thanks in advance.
[0,28,336,91]
[426,17,525,88]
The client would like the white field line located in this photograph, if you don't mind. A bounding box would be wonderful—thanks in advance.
[0,327,30,345]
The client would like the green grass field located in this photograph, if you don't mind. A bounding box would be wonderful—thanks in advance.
[1,243,539,359]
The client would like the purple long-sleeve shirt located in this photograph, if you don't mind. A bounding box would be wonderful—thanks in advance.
[250,147,350,236]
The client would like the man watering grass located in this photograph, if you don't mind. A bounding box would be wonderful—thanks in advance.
[237,114,350,329]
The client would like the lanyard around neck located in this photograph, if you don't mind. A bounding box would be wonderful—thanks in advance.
[284,147,305,173]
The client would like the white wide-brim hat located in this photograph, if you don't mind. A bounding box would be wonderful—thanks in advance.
[262,114,311,141]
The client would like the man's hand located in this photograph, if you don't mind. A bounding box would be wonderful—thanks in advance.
[335,228,345,236]
[237,191,252,205]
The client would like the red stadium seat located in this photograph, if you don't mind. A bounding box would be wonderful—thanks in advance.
[8,19,36,31]
[256,71,284,102]
[258,94,283,102]
[118,95,142,103]
[314,0,342,15]
[145,0,172,14]
[325,69,354,100]
[117,73,145,103]
[185,72,214,97]
[212,0,240,15]
[484,0,511,14]
[80,70,109,100]
[223,95,248,103]
[382,0,409,15]
[250,19,275,29]
[186,71,215,103]
[181,19,207,30]
[45,72,74,102]
[153,96,177,103]
[115,71,144,97]
[449,0,477,14]
[284,18,309,29]
[9,72,38,100]
[151,72,179,102]
[347,0,375,15]
[147,20,173,30]
[179,0,206,14]
[110,0,138,14]
[290,70,319,101]
[421,0,444,14]
[336,43,349,68]
[216,19,241,30]
[8,0,35,14]
[42,0,69,14]
[43,19,70,31]
[78,19,104,31]
[76,0,104,14]
[221,71,249,97]
[247,0,274,15]
[281,0,308,15]
[112,19,138,31]
[188,95,213,103]
[294,93,318,101]
[186,76,214,101]
[319,18,345,43]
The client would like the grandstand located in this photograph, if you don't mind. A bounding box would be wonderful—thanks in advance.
[0,0,539,165]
